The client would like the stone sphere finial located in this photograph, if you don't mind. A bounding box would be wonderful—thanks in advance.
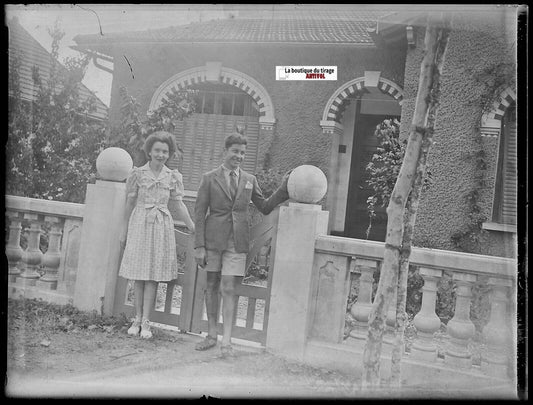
[96,147,133,181]
[287,165,328,204]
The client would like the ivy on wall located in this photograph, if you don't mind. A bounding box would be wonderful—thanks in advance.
[450,60,515,252]
[450,132,488,251]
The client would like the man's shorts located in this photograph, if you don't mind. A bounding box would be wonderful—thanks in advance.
[205,238,246,277]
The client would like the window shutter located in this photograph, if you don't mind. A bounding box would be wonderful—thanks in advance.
[167,114,259,192]
[501,122,517,225]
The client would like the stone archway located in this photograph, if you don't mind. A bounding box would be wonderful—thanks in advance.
[149,62,276,130]
[320,71,404,236]
[149,63,277,184]
[320,71,404,134]
[480,87,516,138]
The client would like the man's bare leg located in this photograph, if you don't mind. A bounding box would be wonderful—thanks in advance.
[220,275,238,346]
[205,271,221,339]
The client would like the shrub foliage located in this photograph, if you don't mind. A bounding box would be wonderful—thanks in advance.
[7,22,107,204]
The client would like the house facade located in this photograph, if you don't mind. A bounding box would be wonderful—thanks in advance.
[73,6,518,258]
[7,17,109,121]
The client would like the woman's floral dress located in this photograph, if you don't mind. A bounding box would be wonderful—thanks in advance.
[119,163,184,281]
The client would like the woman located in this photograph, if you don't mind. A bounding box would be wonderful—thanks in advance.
[119,131,195,339]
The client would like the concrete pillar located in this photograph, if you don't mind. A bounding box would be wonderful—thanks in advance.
[266,202,329,360]
[73,180,126,315]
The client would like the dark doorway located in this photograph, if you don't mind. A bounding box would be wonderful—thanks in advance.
[344,107,400,241]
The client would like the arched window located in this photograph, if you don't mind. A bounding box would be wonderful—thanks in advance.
[492,102,516,225]
[166,82,260,192]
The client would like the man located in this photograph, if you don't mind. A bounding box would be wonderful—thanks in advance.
[194,132,290,355]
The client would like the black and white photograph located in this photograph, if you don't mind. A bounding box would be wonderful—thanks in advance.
[5,3,527,399]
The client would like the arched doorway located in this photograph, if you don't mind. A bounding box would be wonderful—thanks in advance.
[149,63,276,192]
[321,72,404,241]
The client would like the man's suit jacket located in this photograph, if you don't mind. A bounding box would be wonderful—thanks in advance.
[194,166,288,253]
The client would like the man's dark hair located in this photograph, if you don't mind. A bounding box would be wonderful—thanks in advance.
[224,133,247,149]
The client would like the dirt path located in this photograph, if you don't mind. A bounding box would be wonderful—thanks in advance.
[6,298,518,399]
[7,312,363,398]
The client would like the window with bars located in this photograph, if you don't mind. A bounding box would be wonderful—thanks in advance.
[492,103,517,226]
[191,82,260,117]
[166,83,260,192]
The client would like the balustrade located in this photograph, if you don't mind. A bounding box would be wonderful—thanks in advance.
[17,213,43,285]
[6,195,84,301]
[6,211,24,281]
[445,272,477,368]
[311,235,516,383]
[411,267,443,361]
[481,277,513,378]
[349,258,378,340]
[36,216,64,290]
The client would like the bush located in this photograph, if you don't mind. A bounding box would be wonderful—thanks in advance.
[8,298,129,332]
[255,168,285,198]
[7,22,107,204]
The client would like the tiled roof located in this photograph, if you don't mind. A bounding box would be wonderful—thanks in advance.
[74,12,389,46]
[8,18,108,120]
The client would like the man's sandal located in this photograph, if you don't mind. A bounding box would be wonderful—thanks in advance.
[195,336,217,351]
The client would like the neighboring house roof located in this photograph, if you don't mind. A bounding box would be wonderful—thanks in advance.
[73,11,391,49]
[7,17,108,120]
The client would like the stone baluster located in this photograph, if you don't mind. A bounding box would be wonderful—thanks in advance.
[36,216,64,290]
[17,213,43,286]
[445,272,477,368]
[481,277,513,378]
[6,211,24,282]
[411,267,442,361]
[349,258,378,340]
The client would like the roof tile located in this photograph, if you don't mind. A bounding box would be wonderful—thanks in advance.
[74,14,387,46]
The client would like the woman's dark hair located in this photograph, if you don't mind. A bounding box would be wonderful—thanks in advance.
[143,131,177,160]
[224,133,248,149]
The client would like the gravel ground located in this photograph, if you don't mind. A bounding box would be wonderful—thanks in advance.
[6,297,518,400]
[6,297,362,399]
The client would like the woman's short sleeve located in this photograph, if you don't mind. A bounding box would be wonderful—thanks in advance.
[125,167,139,199]
[169,170,184,201]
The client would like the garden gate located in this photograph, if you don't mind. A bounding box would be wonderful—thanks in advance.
[113,209,279,346]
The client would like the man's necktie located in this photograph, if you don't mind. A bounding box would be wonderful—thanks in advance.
[230,170,238,200]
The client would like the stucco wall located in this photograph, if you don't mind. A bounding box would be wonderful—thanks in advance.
[107,42,405,193]
[399,12,516,257]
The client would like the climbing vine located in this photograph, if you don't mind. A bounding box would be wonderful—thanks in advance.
[450,60,514,251]
[450,132,488,251]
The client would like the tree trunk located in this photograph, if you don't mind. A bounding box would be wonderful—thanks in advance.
[362,16,451,389]
[390,130,432,386]
[389,24,449,383]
